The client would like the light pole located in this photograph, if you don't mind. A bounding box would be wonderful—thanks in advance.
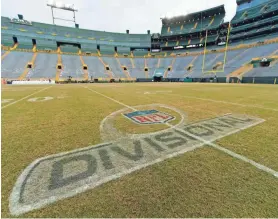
[47,1,78,27]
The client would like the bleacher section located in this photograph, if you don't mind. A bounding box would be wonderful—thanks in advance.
[1,16,151,53]
[61,55,84,79]
[244,65,278,77]
[230,0,278,44]
[161,5,225,36]
[2,40,277,81]
[160,0,278,52]
[1,52,33,79]
[32,53,57,79]
[81,56,106,78]
[232,0,278,24]
[102,57,126,78]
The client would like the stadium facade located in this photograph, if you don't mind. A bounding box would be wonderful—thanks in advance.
[1,0,278,84]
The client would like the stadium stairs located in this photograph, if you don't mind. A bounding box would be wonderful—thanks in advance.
[98,56,114,78]
[79,56,89,81]
[18,52,38,80]
[55,53,63,81]
[1,50,10,60]
[10,43,18,51]
[115,57,131,79]
[157,58,161,68]
[103,57,126,78]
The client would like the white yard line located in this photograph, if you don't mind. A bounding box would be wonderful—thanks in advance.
[2,86,52,109]
[83,86,278,178]
[165,122,278,178]
[84,87,137,111]
[166,93,278,112]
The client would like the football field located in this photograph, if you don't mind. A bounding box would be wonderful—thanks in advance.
[2,83,278,218]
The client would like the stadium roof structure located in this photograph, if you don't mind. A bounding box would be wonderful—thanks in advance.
[161,5,225,25]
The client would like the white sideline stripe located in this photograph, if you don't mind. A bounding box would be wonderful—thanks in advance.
[167,93,278,112]
[83,86,278,178]
[2,86,52,109]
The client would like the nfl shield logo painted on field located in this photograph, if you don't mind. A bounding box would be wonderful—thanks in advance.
[123,110,175,124]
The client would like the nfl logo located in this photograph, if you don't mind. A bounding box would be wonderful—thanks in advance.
[124,110,175,125]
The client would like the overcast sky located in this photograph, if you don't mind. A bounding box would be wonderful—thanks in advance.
[1,0,237,34]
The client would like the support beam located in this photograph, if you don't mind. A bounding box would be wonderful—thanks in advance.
[1,51,10,61]
[32,45,37,52]
[157,58,160,68]
[55,53,63,81]
[98,57,113,78]
[184,56,199,77]
[18,53,38,80]
[130,58,135,68]
[79,56,89,80]
[116,58,130,79]
[10,43,18,51]
[163,68,170,78]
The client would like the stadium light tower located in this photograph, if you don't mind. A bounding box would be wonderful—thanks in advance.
[47,1,78,26]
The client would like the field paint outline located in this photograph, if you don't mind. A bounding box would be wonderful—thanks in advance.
[166,93,278,112]
[165,122,278,178]
[27,97,54,102]
[2,99,14,104]
[10,114,269,216]
[2,86,52,109]
[83,86,278,178]
[10,140,205,216]
[123,110,175,125]
[100,103,186,141]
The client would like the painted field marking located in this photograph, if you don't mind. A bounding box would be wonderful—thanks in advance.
[83,86,278,178]
[166,93,278,112]
[10,114,269,216]
[2,99,14,104]
[165,122,278,178]
[100,103,187,142]
[84,87,137,111]
[2,86,52,109]
[27,97,54,102]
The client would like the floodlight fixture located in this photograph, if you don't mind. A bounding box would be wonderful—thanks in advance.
[47,1,78,26]
[47,1,77,11]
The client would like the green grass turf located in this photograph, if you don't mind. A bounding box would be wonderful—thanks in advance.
[1,83,278,217]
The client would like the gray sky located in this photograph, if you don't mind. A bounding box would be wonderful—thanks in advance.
[1,0,237,34]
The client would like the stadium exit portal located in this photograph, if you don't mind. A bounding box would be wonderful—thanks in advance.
[154,76,162,82]
[153,68,164,82]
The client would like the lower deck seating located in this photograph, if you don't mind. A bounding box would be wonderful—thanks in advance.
[1,51,33,79]
[2,41,278,79]
[32,53,57,79]
[244,65,278,77]
[102,57,126,78]
[61,55,83,79]
[82,56,106,78]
